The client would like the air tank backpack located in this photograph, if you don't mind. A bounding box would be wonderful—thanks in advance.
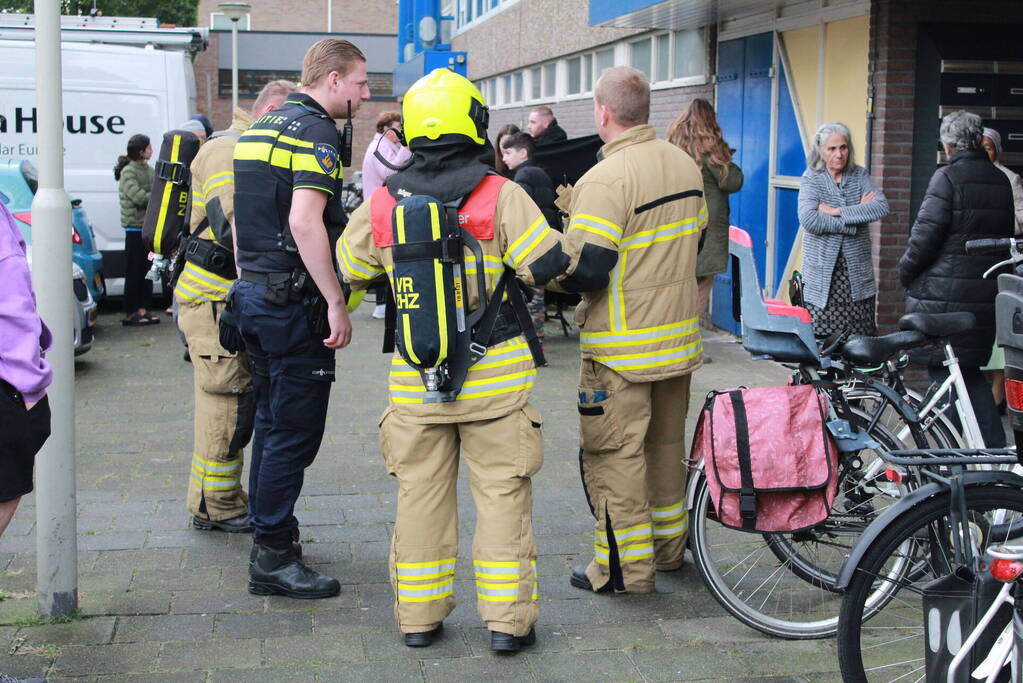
[142,129,201,257]
[692,383,839,533]
[370,180,544,403]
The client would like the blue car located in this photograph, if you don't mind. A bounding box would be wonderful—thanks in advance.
[0,159,105,302]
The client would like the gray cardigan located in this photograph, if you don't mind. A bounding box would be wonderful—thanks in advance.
[797,165,889,308]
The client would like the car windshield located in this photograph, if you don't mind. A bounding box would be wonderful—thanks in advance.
[20,160,38,194]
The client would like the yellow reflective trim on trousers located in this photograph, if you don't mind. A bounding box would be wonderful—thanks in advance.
[430,201,449,363]
[595,539,655,562]
[339,238,383,280]
[174,278,212,303]
[395,557,456,580]
[190,474,240,491]
[397,578,454,602]
[184,261,232,287]
[653,518,688,540]
[389,369,535,397]
[233,140,273,161]
[278,134,314,148]
[153,133,181,253]
[192,454,241,472]
[569,214,623,245]
[396,557,457,569]
[592,339,703,371]
[651,501,685,520]
[476,580,518,602]
[580,318,700,349]
[596,524,653,544]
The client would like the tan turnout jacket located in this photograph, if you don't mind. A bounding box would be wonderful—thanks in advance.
[564,124,708,383]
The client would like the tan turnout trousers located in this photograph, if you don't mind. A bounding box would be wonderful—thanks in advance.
[177,300,254,520]
[578,360,691,593]
[379,405,543,637]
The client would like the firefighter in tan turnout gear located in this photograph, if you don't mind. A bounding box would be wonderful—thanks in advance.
[561,67,708,594]
[175,80,297,532]
[337,69,570,653]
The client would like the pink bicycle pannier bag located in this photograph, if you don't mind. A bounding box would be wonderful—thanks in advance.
[693,384,838,533]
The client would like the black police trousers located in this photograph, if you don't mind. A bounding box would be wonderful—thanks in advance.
[230,280,336,545]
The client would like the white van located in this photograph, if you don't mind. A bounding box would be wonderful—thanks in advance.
[0,39,199,295]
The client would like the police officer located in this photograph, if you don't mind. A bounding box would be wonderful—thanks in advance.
[337,69,569,652]
[231,40,369,598]
[177,79,297,534]
[560,67,707,594]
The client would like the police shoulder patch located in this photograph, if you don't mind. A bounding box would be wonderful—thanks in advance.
[314,142,338,174]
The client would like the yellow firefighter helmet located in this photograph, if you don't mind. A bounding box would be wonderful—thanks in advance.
[402,68,489,147]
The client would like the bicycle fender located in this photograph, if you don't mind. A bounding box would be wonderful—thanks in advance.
[834,469,1023,591]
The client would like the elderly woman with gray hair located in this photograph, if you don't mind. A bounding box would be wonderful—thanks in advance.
[798,122,889,336]
[899,110,1015,447]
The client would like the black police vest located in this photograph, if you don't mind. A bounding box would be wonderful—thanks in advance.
[234,98,344,274]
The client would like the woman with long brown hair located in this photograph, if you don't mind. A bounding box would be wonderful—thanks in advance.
[666,99,743,328]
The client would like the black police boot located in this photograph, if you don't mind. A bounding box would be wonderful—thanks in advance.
[403,623,443,648]
[570,564,612,593]
[490,627,536,654]
[249,540,302,563]
[248,543,339,599]
[193,513,251,533]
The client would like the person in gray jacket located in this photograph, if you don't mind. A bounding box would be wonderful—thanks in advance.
[797,122,889,337]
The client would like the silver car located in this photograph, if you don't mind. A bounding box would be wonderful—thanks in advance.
[72,261,97,356]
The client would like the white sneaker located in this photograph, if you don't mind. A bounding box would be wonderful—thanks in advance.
[372,304,386,319]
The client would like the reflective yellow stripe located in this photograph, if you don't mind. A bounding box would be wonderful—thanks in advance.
[609,250,627,330]
[465,254,504,276]
[505,216,550,267]
[653,515,688,540]
[569,213,622,245]
[202,171,234,196]
[389,368,535,403]
[184,261,232,287]
[651,501,686,520]
[619,217,700,251]
[239,127,282,140]
[430,201,448,363]
[474,560,519,580]
[293,151,338,178]
[338,237,384,280]
[397,578,454,602]
[592,339,703,371]
[233,141,272,161]
[476,580,518,602]
[697,202,708,228]
[596,523,653,544]
[278,134,314,149]
[395,558,456,580]
[580,318,700,348]
[192,454,241,473]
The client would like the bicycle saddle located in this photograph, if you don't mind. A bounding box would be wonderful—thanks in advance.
[840,330,927,366]
[898,312,976,337]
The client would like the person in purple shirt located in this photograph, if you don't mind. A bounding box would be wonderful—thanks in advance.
[0,201,53,536]
[361,110,411,319]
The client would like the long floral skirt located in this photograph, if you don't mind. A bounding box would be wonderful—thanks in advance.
[804,252,876,338]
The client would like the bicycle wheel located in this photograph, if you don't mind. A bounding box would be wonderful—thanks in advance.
[837,484,1023,682]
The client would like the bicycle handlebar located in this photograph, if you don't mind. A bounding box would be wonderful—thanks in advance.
[965,238,1021,255]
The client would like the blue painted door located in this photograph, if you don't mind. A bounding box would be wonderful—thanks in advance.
[712,32,774,334]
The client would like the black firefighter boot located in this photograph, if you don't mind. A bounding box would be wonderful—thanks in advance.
[248,542,340,599]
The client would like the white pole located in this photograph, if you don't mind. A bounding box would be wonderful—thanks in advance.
[32,0,78,618]
[327,0,333,33]
[231,18,239,112]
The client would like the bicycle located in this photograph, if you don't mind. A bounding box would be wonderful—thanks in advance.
[836,236,1023,681]
[687,227,991,640]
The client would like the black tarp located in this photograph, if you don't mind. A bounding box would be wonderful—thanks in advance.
[533,134,603,187]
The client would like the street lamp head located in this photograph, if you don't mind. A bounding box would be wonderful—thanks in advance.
[218,2,251,22]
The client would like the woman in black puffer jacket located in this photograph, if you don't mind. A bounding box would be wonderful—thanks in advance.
[899,110,1014,446]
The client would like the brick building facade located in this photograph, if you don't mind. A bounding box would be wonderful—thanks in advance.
[191,0,400,176]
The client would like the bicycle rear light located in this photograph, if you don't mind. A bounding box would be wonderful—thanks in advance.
[884,467,905,483]
[989,557,1023,582]
[1005,378,1023,411]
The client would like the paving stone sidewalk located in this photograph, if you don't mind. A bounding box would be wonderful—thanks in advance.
[0,303,842,682]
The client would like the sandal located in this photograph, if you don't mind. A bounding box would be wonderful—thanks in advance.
[122,312,158,327]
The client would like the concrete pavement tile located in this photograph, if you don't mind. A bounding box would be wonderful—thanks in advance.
[317,660,424,682]
[78,570,134,593]
[49,673,203,682]
[208,666,318,683]
[525,651,643,683]
[0,597,45,625]
[214,611,313,639]
[463,624,572,656]
[79,501,157,517]
[147,530,232,549]
[659,616,780,645]
[355,582,394,608]
[312,607,395,634]
[295,542,354,564]
[309,559,386,586]
[422,654,532,681]
[159,637,262,671]
[629,645,749,681]
[77,532,148,551]
[0,537,36,553]
[16,617,116,647]
[363,628,470,660]
[735,642,840,677]
[113,614,216,643]
[182,546,247,568]
[170,590,266,615]
[341,506,398,524]
[0,570,36,594]
[535,534,591,555]
[0,653,54,680]
[299,494,384,511]
[110,513,191,532]
[262,633,364,665]
[265,584,357,611]
[299,523,389,543]
[347,541,391,560]
[133,567,222,592]
[292,509,346,526]
[79,590,172,617]
[50,642,162,677]
[530,598,604,625]
[93,548,184,571]
[561,623,670,651]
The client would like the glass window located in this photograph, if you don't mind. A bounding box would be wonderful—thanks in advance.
[583,54,593,92]
[514,71,524,102]
[502,74,513,103]
[655,34,670,82]
[673,28,705,80]
[594,48,614,81]
[567,57,581,95]
[542,63,556,98]
[530,67,542,100]
[630,38,651,79]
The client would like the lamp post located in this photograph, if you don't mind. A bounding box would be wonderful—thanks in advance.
[33,0,78,618]
[218,2,250,112]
